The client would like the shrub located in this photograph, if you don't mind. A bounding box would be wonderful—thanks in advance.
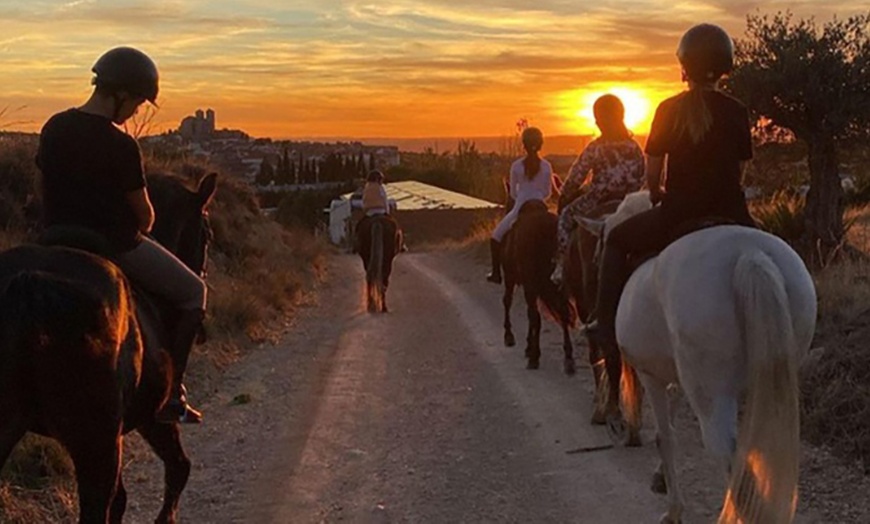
[803,259,870,471]
[750,191,806,244]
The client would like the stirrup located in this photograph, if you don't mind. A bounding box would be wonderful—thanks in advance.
[550,263,564,285]
[486,272,502,284]
[157,399,203,424]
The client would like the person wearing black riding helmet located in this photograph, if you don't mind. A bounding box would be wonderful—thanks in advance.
[36,47,206,424]
[586,24,755,346]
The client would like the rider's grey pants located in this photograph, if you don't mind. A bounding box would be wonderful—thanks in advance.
[115,236,206,311]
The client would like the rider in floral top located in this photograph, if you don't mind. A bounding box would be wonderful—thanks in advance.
[552,94,644,282]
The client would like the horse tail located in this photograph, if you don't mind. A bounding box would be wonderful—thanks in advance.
[0,271,62,354]
[0,269,129,362]
[534,213,577,327]
[368,220,384,285]
[0,271,93,394]
[719,250,800,524]
[0,273,40,391]
[536,277,577,328]
[620,359,643,434]
[366,220,385,311]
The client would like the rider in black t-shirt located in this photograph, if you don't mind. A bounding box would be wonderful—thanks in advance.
[36,47,205,424]
[586,24,756,346]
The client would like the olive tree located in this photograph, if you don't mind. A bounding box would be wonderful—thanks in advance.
[726,12,870,254]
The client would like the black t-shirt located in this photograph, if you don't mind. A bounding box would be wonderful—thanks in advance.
[645,90,753,225]
[36,109,146,252]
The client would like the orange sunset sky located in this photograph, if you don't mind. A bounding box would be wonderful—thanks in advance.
[0,1,865,139]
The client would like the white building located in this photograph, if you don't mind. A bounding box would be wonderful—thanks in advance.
[328,180,500,247]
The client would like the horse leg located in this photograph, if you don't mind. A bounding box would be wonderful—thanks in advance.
[503,280,516,347]
[561,319,575,376]
[548,281,575,375]
[67,432,122,524]
[643,373,683,523]
[138,422,191,524]
[524,288,541,369]
[603,341,623,419]
[691,388,738,478]
[381,248,394,313]
[652,385,681,494]
[110,473,128,524]
[588,340,608,425]
[366,282,376,313]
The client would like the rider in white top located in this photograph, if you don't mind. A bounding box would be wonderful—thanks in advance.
[493,158,553,241]
[487,127,552,283]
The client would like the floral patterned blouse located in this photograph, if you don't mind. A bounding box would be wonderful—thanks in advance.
[561,137,645,199]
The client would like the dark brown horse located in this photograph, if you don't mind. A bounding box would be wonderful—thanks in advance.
[565,200,642,446]
[0,173,216,523]
[357,215,400,313]
[501,201,577,373]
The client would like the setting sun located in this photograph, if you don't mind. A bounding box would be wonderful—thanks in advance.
[559,86,658,137]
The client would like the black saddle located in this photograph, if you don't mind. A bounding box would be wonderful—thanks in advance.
[38,225,117,258]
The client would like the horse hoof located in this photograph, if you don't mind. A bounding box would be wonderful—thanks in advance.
[606,412,626,441]
[504,333,516,347]
[526,359,539,370]
[658,513,680,524]
[563,358,576,376]
[590,409,607,426]
[651,471,667,494]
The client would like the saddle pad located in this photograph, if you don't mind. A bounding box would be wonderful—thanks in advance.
[628,217,742,271]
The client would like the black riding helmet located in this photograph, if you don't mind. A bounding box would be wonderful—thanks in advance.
[367,170,385,183]
[677,24,734,83]
[92,47,159,103]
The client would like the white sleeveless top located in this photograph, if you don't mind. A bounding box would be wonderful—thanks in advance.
[509,157,552,204]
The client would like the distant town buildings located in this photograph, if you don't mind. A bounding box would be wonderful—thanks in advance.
[140,108,401,190]
[179,108,215,141]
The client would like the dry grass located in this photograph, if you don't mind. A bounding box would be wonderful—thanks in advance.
[415,211,500,252]
[803,212,870,472]
[0,436,76,523]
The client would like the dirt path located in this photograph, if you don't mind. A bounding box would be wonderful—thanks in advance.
[121,249,866,523]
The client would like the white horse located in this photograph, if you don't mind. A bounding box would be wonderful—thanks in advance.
[583,191,817,524]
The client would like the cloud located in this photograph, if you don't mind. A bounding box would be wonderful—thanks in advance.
[2,0,868,136]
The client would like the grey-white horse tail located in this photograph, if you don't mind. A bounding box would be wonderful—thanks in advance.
[720,250,800,524]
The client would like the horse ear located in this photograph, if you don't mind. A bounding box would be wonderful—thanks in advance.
[197,172,218,209]
[577,216,606,237]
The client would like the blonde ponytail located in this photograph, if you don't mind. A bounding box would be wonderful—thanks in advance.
[673,87,713,144]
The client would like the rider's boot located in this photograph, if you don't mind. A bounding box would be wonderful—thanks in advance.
[584,246,628,348]
[157,308,205,424]
[486,239,502,284]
